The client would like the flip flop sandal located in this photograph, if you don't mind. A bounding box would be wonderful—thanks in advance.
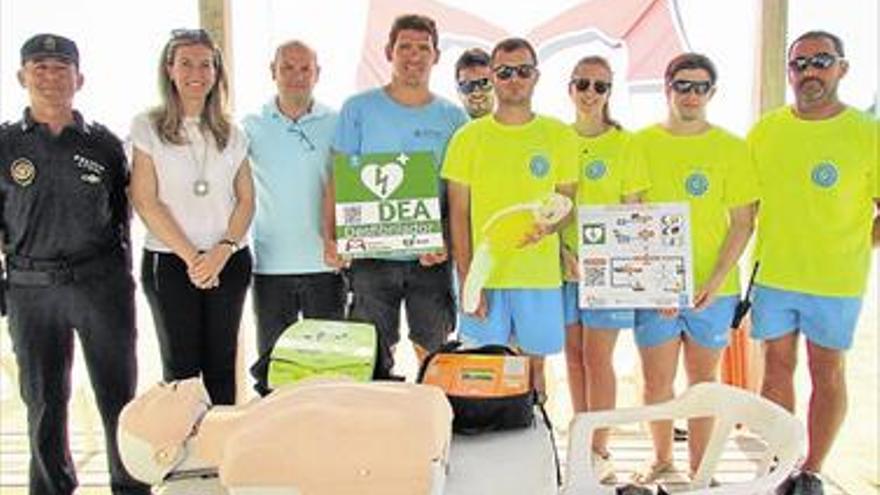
[631,460,677,485]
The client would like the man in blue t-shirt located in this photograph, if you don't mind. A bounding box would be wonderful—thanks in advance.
[243,40,345,395]
[324,14,467,378]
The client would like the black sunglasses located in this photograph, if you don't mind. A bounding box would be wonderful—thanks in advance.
[669,79,713,95]
[493,64,537,81]
[287,126,316,151]
[570,78,612,95]
[458,77,492,95]
[788,52,839,73]
[170,28,212,42]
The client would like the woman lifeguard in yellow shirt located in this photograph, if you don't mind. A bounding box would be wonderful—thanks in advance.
[561,56,649,483]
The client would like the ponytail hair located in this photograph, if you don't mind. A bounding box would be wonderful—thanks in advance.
[571,56,622,130]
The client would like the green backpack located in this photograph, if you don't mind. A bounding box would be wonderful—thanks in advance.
[267,319,378,390]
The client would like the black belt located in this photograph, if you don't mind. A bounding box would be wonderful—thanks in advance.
[6,247,122,287]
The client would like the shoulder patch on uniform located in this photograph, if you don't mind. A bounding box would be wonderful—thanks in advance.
[9,157,36,186]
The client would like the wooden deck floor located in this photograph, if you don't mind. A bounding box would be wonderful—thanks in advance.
[0,425,850,494]
[557,428,849,494]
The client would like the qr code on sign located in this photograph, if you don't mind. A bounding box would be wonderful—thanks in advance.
[582,263,606,287]
[342,206,362,225]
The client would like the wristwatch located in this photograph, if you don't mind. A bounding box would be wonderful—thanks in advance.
[218,238,239,252]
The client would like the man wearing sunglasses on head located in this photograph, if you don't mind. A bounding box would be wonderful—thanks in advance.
[627,53,758,485]
[747,31,879,495]
[454,48,494,119]
[242,40,345,396]
[444,38,578,399]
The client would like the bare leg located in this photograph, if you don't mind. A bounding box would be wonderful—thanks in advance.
[564,323,587,413]
[531,356,546,399]
[681,335,723,474]
[412,343,428,366]
[584,328,620,454]
[638,338,681,465]
[761,332,799,413]
[802,341,847,473]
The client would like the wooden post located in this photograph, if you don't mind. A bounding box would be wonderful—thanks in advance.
[726,0,789,394]
[752,0,788,118]
[199,0,235,111]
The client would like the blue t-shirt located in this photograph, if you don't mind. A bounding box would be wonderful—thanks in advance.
[333,87,467,260]
[333,87,467,167]
[243,99,337,274]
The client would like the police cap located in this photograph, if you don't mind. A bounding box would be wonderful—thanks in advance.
[21,33,79,66]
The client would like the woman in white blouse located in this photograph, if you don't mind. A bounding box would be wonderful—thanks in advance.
[130,28,254,405]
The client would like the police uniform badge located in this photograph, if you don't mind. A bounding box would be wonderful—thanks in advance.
[43,35,57,52]
[10,158,36,187]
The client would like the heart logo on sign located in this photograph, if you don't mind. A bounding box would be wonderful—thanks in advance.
[582,224,605,244]
[361,162,404,200]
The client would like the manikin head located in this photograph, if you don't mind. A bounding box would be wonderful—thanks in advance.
[117,378,211,483]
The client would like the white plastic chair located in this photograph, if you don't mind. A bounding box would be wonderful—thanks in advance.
[563,382,804,495]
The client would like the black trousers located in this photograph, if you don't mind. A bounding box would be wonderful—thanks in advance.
[249,271,346,395]
[5,256,149,495]
[348,259,455,378]
[141,249,252,405]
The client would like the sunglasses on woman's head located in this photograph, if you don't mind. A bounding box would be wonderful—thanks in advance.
[170,28,212,42]
[493,64,536,80]
[669,79,713,95]
[788,52,838,73]
[570,78,611,94]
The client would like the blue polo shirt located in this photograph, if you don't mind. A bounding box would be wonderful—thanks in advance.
[243,99,337,274]
[333,88,467,261]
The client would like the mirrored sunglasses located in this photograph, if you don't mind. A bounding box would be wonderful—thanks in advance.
[788,52,838,73]
[493,64,536,81]
[458,77,492,94]
[669,79,713,95]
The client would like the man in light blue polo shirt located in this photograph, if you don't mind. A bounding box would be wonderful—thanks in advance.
[243,40,345,395]
[325,14,468,378]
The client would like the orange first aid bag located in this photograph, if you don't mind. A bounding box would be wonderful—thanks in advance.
[418,343,536,434]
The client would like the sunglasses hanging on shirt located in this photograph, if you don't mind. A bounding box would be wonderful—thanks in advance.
[287,126,316,151]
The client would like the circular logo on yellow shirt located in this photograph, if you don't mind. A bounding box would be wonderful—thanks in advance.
[811,162,838,188]
[529,155,550,178]
[9,158,36,187]
[585,160,607,180]
[685,172,709,196]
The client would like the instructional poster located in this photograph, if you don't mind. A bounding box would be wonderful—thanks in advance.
[578,202,694,309]
[334,151,443,257]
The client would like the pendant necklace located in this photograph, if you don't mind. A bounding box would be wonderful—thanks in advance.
[183,123,210,197]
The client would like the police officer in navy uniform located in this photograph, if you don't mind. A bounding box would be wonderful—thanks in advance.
[0,34,149,494]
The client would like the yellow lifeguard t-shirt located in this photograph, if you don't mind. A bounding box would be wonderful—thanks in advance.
[561,127,651,251]
[629,125,759,296]
[442,115,578,288]
[748,106,879,297]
